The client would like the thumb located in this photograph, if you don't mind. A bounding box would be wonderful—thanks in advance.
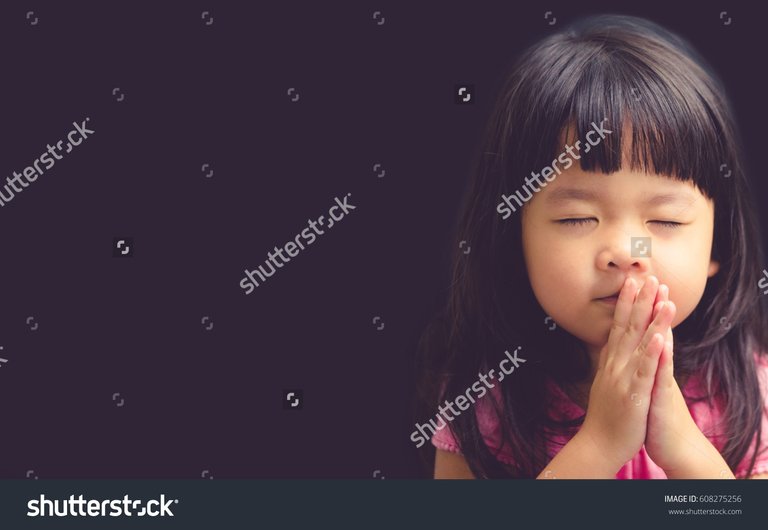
[650,340,674,399]
[665,302,675,378]
[662,339,674,380]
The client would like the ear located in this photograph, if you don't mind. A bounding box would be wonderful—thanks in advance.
[707,260,720,278]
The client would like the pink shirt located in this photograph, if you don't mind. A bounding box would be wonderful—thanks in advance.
[432,354,768,478]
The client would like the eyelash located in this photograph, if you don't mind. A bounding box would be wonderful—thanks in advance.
[556,218,683,229]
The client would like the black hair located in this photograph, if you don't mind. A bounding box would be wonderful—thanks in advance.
[417,14,768,478]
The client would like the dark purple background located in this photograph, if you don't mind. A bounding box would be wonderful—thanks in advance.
[0,0,765,478]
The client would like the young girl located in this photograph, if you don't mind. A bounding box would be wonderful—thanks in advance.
[417,14,768,479]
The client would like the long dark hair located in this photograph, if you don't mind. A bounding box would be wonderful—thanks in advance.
[416,14,768,478]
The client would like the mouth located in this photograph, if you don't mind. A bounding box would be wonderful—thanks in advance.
[596,294,619,305]
[594,288,623,305]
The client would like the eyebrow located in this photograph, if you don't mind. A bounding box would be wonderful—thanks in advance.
[545,187,697,207]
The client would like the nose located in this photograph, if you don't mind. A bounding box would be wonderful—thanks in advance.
[595,233,651,274]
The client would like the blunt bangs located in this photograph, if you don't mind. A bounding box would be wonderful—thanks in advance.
[505,15,735,200]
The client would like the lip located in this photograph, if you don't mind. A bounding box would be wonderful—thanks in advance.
[596,295,619,305]
[594,279,631,304]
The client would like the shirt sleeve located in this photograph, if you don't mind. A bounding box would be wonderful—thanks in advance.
[430,383,516,465]
[733,353,768,478]
[689,352,768,478]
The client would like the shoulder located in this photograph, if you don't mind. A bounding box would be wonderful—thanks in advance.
[690,351,768,478]
[743,352,768,478]
[434,449,476,479]
[430,380,507,456]
[430,374,579,465]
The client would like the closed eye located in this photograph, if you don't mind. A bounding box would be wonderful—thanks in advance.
[556,218,596,226]
[555,219,683,229]
[649,221,683,229]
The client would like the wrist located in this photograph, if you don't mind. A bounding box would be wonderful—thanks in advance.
[572,429,626,477]
[537,429,624,479]
[662,429,730,479]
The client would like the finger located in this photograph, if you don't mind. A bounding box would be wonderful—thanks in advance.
[652,291,674,348]
[618,275,659,358]
[665,301,675,370]
[650,341,669,398]
[663,338,674,379]
[652,336,675,394]
[601,277,636,370]
[652,284,669,319]
[634,300,675,371]
[632,332,665,396]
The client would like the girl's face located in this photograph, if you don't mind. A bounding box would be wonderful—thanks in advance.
[521,165,720,356]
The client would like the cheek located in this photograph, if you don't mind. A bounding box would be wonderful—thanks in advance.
[656,239,713,326]
[667,276,707,328]
[523,234,589,315]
